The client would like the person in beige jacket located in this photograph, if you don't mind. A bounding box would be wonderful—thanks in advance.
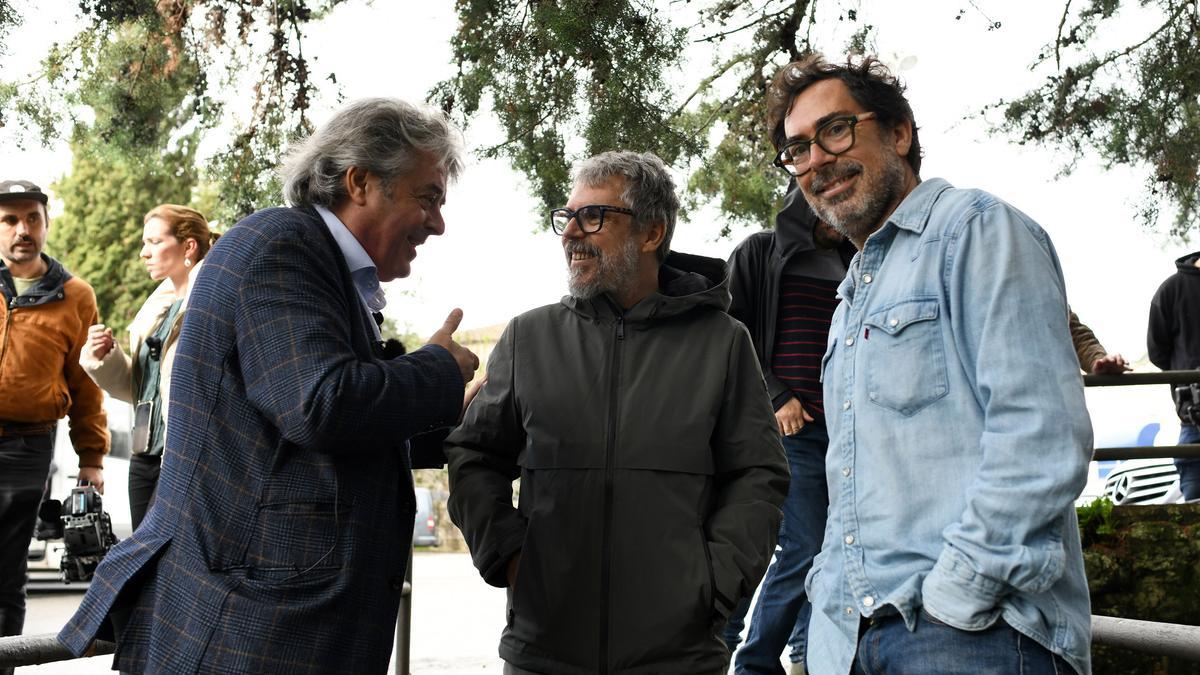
[81,204,218,529]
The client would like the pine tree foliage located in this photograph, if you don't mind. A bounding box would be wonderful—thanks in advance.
[48,127,197,344]
[991,0,1200,237]
[1,2,1196,238]
[0,0,345,226]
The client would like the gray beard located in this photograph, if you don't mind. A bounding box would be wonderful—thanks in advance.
[567,235,641,300]
[808,153,906,243]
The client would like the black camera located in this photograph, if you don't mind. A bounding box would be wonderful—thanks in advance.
[1174,381,1200,426]
[37,482,119,583]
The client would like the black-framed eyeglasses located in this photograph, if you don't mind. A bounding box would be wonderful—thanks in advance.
[773,112,878,177]
[548,205,636,235]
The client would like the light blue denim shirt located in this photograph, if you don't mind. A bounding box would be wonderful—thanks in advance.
[807,178,1093,674]
[314,204,386,339]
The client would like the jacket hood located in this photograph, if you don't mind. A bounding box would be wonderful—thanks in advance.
[0,253,70,305]
[563,250,731,321]
[1175,251,1200,275]
[773,179,820,258]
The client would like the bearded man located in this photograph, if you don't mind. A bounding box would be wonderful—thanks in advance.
[446,150,789,675]
[768,55,1093,675]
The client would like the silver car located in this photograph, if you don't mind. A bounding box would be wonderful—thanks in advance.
[1103,459,1183,505]
[412,486,441,547]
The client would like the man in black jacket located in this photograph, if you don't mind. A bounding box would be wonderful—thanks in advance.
[724,181,854,675]
[447,150,788,675]
[1148,250,1200,501]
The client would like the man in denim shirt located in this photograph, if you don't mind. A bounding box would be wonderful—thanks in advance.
[766,55,1093,674]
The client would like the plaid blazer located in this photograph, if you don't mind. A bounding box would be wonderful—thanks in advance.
[58,206,464,673]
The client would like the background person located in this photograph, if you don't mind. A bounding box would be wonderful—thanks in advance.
[59,99,478,674]
[0,179,107,675]
[80,204,217,529]
[1147,250,1200,501]
[724,181,853,675]
[1069,309,1129,374]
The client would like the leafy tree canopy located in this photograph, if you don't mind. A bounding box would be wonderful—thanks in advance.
[436,0,1198,239]
[990,0,1199,238]
[0,0,347,226]
[2,1,1195,240]
[435,0,839,236]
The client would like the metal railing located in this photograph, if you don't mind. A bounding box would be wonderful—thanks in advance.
[1083,370,1200,461]
[1092,616,1200,661]
[6,614,1195,668]
[1082,369,1200,662]
[0,634,112,668]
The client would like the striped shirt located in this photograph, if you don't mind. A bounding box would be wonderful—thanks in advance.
[771,274,841,422]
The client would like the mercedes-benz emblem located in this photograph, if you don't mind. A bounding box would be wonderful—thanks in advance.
[1112,475,1132,504]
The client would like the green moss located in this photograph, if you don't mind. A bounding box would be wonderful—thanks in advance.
[1078,496,1117,544]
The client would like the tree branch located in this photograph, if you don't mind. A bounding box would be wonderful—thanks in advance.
[1067,2,1189,80]
[480,106,556,156]
[671,50,756,118]
[1054,0,1072,70]
[694,5,787,44]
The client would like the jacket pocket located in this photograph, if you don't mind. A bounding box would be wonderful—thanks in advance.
[242,499,345,584]
[862,299,949,416]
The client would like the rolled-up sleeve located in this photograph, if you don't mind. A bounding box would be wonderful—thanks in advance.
[922,202,1092,629]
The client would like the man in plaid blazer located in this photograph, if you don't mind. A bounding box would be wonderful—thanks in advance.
[59,99,479,673]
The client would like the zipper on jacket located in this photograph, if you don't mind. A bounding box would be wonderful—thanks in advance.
[0,299,15,383]
[598,313,624,673]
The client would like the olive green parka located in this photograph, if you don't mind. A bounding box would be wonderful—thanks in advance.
[447,251,788,675]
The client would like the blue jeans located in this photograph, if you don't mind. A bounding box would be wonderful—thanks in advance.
[852,612,1072,674]
[726,597,811,664]
[731,424,829,674]
[1177,424,1200,501]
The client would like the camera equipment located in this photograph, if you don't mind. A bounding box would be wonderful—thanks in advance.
[1173,379,1200,426]
[37,482,119,583]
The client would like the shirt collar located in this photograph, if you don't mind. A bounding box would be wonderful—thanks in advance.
[314,204,387,313]
[882,177,953,236]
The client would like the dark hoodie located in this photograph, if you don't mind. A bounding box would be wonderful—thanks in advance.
[727,182,855,412]
[447,251,788,674]
[1148,250,1200,376]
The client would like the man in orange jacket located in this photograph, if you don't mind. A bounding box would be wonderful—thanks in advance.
[0,179,107,672]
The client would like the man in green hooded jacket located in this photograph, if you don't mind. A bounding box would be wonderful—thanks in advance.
[447,150,789,675]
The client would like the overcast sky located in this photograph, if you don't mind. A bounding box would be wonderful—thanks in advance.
[5,1,1190,435]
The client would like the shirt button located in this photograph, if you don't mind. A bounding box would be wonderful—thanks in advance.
[889,318,899,327]
[843,400,851,410]
[845,337,855,346]
[844,535,855,545]
[862,273,873,284]
[845,607,855,615]
[863,596,875,607]
[842,467,851,477]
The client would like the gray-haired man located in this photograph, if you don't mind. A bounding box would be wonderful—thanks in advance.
[447,150,789,674]
[60,98,477,673]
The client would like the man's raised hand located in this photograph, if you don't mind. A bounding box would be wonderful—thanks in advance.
[427,308,480,385]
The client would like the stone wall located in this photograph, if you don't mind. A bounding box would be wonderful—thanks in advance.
[1080,503,1200,673]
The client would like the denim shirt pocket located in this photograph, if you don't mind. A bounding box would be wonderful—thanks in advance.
[862,298,949,416]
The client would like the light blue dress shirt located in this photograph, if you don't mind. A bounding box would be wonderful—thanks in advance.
[808,178,1093,674]
[314,205,386,339]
